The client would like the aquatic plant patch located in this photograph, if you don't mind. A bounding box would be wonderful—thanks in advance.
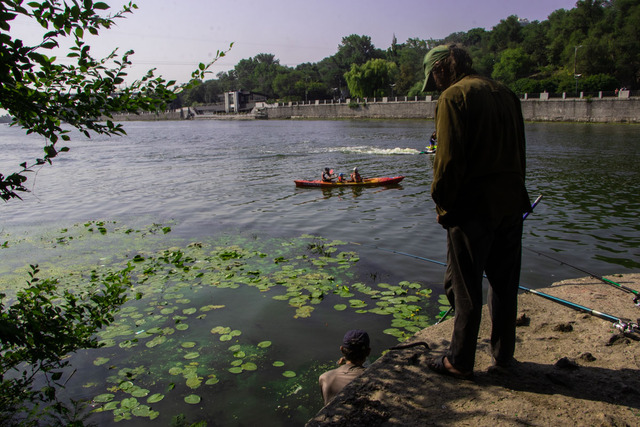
[1,224,440,425]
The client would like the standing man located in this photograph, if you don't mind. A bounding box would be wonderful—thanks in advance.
[424,44,531,379]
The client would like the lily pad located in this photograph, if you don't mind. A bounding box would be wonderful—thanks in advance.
[120,397,139,409]
[257,341,272,348]
[131,404,153,417]
[168,366,183,375]
[242,362,257,371]
[273,361,285,367]
[146,335,167,348]
[93,357,110,366]
[210,326,231,334]
[333,304,347,311]
[282,371,296,378]
[228,367,243,374]
[181,341,197,348]
[186,376,202,389]
[200,304,225,311]
[184,394,201,404]
[93,393,115,403]
[147,393,164,404]
[184,352,200,360]
[131,387,150,398]
[119,381,135,392]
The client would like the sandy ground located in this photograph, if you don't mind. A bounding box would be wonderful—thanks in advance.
[307,274,640,426]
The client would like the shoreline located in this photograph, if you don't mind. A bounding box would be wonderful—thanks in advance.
[307,273,640,426]
[110,96,640,124]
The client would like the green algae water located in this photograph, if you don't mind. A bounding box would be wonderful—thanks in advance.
[1,120,639,425]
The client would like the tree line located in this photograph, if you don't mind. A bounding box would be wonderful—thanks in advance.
[177,0,640,107]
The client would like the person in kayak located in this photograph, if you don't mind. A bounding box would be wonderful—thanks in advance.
[350,167,362,182]
[322,168,335,182]
[318,329,371,404]
[337,173,347,183]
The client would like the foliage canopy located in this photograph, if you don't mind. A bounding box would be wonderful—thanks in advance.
[178,0,639,105]
[0,0,229,202]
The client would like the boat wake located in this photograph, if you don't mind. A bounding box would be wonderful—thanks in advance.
[331,146,421,155]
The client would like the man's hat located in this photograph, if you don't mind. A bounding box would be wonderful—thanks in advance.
[342,329,370,351]
[422,45,450,92]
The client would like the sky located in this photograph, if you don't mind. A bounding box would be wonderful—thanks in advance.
[12,0,579,85]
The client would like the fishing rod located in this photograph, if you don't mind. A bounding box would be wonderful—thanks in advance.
[523,247,640,306]
[352,195,543,323]
[522,194,543,220]
[349,197,639,333]
[519,286,638,334]
[351,242,639,333]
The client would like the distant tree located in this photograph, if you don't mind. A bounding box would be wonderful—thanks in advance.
[545,8,572,66]
[344,58,398,98]
[492,47,534,84]
[216,69,238,92]
[273,69,306,100]
[233,54,284,98]
[521,20,550,68]
[489,15,524,51]
[394,38,430,96]
[187,79,225,105]
[444,28,487,47]
[335,34,384,68]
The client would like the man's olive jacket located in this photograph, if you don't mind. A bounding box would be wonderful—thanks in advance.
[431,75,531,225]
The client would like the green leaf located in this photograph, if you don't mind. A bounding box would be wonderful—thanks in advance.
[184,394,201,404]
[147,393,164,404]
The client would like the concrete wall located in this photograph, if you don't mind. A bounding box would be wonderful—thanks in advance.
[259,97,640,123]
[262,100,434,120]
[108,96,640,123]
[520,98,640,123]
[111,111,183,121]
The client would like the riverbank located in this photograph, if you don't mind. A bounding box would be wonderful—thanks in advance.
[307,273,640,426]
[260,97,640,123]
[111,96,640,123]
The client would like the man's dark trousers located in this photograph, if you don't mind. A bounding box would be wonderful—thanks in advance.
[443,213,524,372]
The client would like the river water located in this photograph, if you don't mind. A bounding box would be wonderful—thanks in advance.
[1,119,639,425]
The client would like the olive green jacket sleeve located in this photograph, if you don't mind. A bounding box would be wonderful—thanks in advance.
[431,75,530,224]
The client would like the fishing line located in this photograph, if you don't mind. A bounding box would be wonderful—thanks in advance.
[523,247,640,306]
[351,195,542,323]
[350,242,638,333]
[349,195,639,333]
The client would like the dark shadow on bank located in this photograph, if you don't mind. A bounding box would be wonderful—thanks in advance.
[306,342,639,427]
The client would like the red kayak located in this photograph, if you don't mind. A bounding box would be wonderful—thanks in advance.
[294,176,404,188]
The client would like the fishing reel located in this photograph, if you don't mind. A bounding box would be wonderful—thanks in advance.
[614,318,640,335]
